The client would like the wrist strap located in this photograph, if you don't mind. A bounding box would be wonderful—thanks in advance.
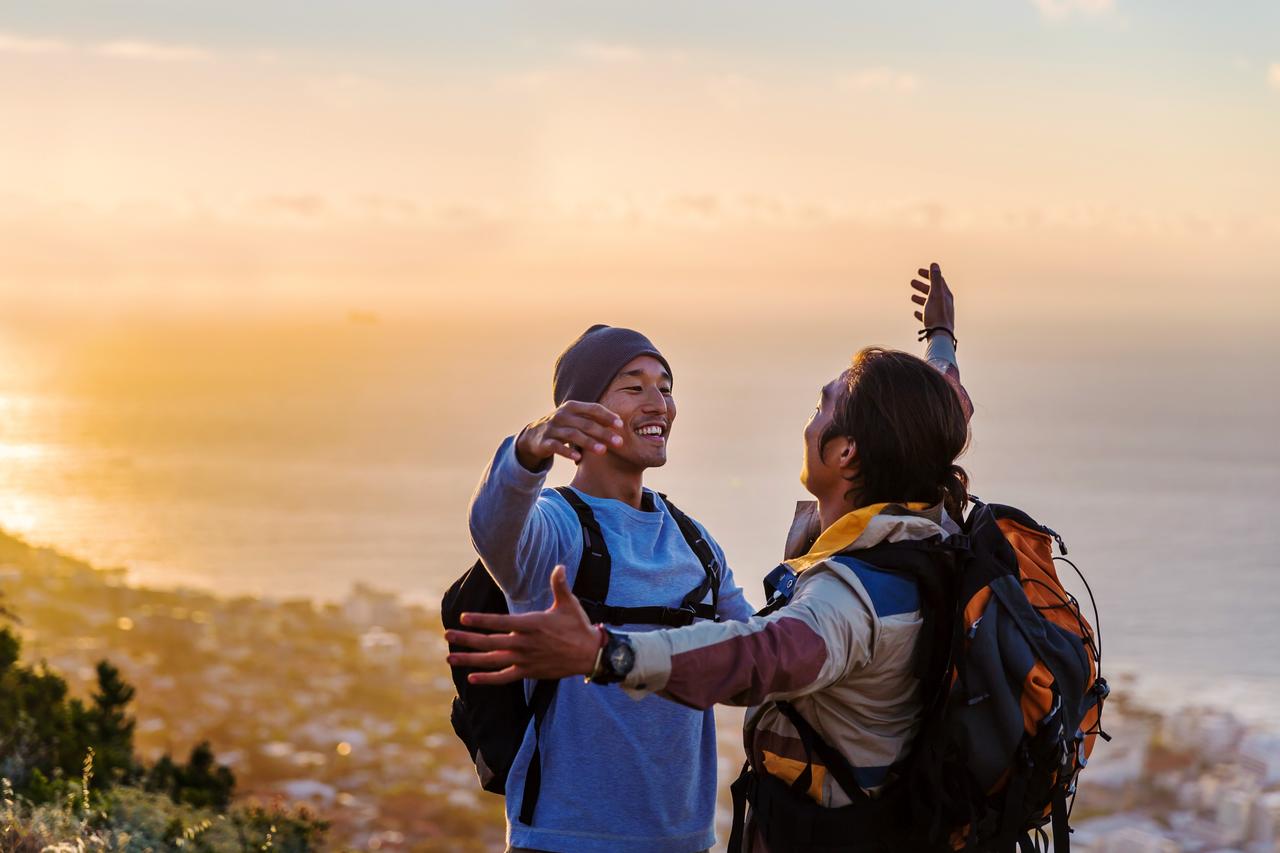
[586,625,610,683]
[918,326,957,349]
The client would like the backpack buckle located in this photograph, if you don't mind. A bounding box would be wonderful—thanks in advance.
[763,564,798,605]
[659,606,697,627]
[692,537,720,570]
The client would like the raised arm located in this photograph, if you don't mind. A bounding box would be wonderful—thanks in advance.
[911,262,973,420]
[468,402,623,602]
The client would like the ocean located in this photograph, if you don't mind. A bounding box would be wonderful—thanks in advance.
[1,310,1277,720]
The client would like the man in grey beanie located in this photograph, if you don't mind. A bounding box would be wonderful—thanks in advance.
[468,324,755,853]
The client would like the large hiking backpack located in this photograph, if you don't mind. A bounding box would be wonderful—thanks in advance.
[729,499,1108,853]
[441,487,721,824]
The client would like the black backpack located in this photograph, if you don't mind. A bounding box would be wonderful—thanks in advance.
[441,487,722,825]
[728,500,1108,853]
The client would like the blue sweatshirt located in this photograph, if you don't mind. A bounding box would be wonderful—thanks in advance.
[468,437,755,853]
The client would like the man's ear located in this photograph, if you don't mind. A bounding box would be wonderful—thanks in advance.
[837,440,859,476]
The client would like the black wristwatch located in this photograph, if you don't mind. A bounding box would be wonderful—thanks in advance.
[587,629,635,685]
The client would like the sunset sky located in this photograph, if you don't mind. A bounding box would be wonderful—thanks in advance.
[0,3,1276,700]
[1,0,1278,326]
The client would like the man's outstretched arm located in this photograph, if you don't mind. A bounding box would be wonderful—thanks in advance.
[911,262,973,421]
[467,402,623,603]
[444,564,871,710]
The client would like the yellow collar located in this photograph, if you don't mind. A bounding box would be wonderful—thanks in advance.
[784,502,931,574]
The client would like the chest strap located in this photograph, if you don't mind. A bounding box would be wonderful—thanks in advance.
[554,486,721,627]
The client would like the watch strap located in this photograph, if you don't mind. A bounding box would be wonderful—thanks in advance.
[586,629,631,685]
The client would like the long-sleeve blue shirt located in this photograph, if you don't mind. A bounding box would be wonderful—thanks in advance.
[468,436,755,853]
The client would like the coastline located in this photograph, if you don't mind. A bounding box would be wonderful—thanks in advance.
[4,527,1280,851]
[0,528,504,851]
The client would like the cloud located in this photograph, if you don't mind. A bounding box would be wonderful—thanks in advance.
[572,41,646,64]
[253,195,329,221]
[1033,0,1115,19]
[0,30,71,55]
[703,73,761,108]
[1269,63,1280,91]
[569,40,689,68]
[495,69,561,93]
[302,73,387,108]
[94,40,211,62]
[839,67,918,93]
[0,29,211,62]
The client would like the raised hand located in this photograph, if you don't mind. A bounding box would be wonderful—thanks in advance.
[515,401,625,470]
[910,262,956,334]
[444,565,602,686]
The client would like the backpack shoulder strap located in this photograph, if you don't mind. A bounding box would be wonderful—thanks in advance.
[517,677,559,825]
[658,492,721,621]
[774,700,870,805]
[552,487,716,626]
[553,486,611,604]
[840,540,962,712]
[520,487,613,827]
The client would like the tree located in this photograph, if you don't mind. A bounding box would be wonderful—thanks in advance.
[0,627,80,797]
[174,741,235,811]
[87,660,140,788]
[0,620,240,817]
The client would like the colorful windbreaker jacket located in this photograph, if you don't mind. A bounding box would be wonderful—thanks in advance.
[620,335,973,812]
[621,500,958,808]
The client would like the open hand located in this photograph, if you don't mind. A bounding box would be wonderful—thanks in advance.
[515,402,625,470]
[444,566,602,685]
[910,262,956,333]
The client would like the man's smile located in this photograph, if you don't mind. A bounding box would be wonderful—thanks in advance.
[633,421,668,444]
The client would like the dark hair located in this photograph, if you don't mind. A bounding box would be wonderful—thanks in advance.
[820,347,970,518]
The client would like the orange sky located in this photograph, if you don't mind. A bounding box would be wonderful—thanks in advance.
[2,2,1278,326]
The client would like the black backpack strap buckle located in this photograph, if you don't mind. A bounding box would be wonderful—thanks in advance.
[657,606,697,627]
[581,601,706,628]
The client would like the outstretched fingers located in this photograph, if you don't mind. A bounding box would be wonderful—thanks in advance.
[468,666,525,686]
[566,401,624,430]
[911,274,930,319]
[449,649,519,669]
[564,403,625,446]
[539,437,582,462]
[912,262,954,328]
[444,628,521,650]
[456,610,537,632]
[547,415,624,457]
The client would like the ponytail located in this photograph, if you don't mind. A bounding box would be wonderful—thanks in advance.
[940,463,970,521]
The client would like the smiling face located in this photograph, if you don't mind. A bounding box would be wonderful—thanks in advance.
[595,355,675,470]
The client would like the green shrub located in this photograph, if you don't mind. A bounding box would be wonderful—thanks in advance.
[0,627,234,812]
[1,777,328,852]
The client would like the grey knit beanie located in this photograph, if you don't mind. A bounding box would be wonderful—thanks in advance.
[553,325,672,405]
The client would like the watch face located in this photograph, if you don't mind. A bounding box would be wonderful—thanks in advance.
[609,641,635,676]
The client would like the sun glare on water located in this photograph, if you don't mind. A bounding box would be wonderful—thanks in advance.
[0,494,42,535]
